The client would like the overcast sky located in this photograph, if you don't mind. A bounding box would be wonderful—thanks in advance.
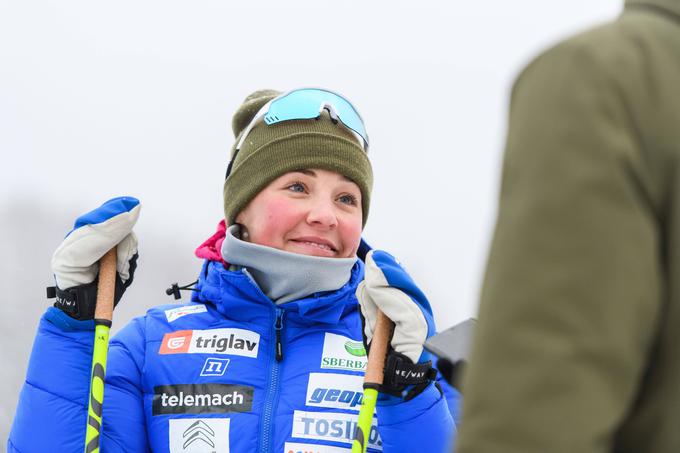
[0,0,622,440]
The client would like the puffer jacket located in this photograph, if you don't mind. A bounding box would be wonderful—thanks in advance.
[9,223,458,452]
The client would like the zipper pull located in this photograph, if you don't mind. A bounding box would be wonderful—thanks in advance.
[275,309,284,362]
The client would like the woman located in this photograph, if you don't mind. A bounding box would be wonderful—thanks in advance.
[9,88,458,452]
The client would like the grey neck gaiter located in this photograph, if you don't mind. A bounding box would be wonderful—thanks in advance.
[221,224,357,304]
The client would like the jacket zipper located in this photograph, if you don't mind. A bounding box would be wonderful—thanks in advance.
[258,307,285,453]
[275,309,284,361]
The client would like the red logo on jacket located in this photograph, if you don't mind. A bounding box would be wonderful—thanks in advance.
[160,330,193,354]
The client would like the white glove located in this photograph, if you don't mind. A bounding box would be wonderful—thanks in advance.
[52,197,141,290]
[49,197,141,321]
[356,249,436,364]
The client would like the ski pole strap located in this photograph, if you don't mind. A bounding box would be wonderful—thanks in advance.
[47,277,121,321]
[378,350,437,398]
[46,254,138,321]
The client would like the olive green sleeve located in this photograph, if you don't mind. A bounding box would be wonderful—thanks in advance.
[456,38,662,453]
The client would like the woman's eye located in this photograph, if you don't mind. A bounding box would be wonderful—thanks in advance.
[287,182,306,193]
[338,194,358,206]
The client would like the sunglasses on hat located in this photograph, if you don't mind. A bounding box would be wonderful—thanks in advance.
[226,88,369,179]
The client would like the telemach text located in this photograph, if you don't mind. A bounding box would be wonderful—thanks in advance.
[153,383,253,415]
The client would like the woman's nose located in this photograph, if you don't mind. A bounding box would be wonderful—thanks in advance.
[306,198,338,228]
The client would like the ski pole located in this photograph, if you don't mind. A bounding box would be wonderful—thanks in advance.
[352,310,394,453]
[84,247,117,453]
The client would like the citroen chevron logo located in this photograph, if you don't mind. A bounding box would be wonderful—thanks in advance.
[169,418,229,453]
[182,420,215,449]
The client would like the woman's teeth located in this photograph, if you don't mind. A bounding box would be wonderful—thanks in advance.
[299,241,332,251]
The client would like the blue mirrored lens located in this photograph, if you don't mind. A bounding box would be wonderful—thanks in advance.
[263,88,368,148]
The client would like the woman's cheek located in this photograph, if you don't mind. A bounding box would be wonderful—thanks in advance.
[256,198,301,245]
[341,222,363,256]
[265,198,299,224]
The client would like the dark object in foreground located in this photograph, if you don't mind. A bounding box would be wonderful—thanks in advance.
[424,318,476,392]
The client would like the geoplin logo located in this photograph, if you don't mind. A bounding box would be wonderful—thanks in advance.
[306,373,364,411]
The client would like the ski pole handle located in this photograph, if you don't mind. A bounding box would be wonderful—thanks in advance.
[364,310,393,384]
[352,310,394,453]
[84,247,117,453]
[94,248,117,321]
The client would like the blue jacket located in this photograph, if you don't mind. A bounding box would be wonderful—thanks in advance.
[9,255,458,452]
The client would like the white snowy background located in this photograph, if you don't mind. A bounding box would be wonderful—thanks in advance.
[0,0,621,442]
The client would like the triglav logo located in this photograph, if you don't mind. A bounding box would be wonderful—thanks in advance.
[153,384,254,415]
[306,373,364,411]
[159,328,260,358]
[200,358,230,377]
[292,410,382,450]
[167,335,188,350]
[320,333,367,371]
[169,418,230,453]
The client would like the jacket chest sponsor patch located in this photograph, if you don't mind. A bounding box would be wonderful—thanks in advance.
[169,418,230,453]
[159,328,260,358]
[153,384,254,415]
[285,441,350,453]
[200,357,230,377]
[320,333,367,371]
[306,372,364,411]
[291,410,382,450]
[164,304,207,323]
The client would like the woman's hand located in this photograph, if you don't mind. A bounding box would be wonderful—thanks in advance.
[49,196,141,320]
[356,250,437,398]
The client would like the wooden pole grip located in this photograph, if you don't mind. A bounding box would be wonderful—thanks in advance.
[364,310,394,385]
[94,247,117,322]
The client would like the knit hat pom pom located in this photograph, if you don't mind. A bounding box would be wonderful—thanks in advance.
[231,89,281,139]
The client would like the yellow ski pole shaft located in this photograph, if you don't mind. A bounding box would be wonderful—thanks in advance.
[352,310,394,453]
[84,247,117,453]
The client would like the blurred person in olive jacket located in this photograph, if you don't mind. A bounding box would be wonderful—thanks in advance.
[456,1,680,452]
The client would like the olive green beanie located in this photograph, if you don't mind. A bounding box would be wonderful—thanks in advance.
[223,89,373,227]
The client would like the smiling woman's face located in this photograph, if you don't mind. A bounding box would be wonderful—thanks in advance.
[234,168,363,258]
